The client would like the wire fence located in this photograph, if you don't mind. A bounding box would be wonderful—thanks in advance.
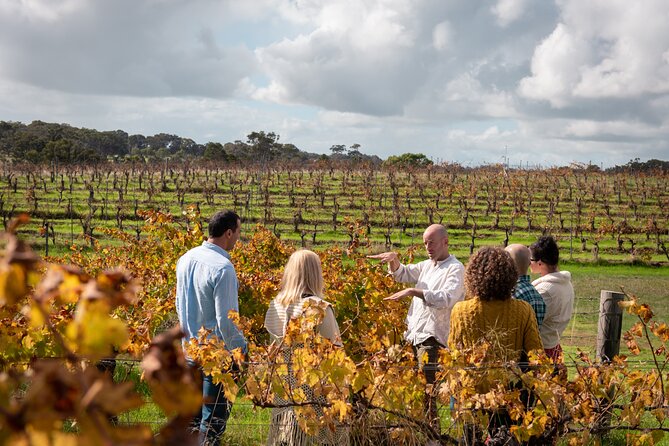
[99,297,661,434]
[5,304,662,444]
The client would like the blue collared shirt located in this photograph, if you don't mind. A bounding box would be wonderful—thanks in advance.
[176,241,247,353]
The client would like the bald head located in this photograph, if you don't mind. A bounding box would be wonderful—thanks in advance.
[423,224,449,262]
[424,224,448,240]
[505,243,530,276]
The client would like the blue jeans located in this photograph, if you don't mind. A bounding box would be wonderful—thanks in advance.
[189,363,231,445]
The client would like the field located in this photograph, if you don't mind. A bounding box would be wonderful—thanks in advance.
[1,161,668,445]
[1,162,667,263]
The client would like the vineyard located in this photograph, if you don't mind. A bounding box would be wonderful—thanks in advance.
[1,161,669,445]
[0,161,667,263]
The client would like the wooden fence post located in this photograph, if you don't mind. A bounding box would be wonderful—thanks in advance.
[595,290,624,437]
[597,290,624,362]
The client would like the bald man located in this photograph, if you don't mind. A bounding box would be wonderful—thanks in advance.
[368,224,465,428]
[505,244,546,327]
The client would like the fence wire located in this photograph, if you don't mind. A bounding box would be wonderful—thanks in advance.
[5,307,664,444]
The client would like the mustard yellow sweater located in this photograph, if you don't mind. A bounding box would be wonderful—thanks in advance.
[448,297,543,361]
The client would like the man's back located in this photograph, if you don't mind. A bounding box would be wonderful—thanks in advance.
[513,275,546,327]
[176,241,245,352]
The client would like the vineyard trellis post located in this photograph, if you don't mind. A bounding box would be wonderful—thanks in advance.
[597,290,624,362]
[595,289,624,436]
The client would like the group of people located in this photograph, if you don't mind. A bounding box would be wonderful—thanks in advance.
[175,210,575,445]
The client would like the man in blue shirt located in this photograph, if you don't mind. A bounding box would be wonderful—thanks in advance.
[176,210,247,445]
[505,244,546,327]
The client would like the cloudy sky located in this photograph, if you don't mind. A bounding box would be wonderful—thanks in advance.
[1,0,668,167]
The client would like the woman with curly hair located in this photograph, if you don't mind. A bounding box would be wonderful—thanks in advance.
[448,246,542,360]
[448,246,543,444]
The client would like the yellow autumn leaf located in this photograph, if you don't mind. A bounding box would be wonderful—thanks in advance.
[219,373,238,404]
[352,368,372,393]
[65,311,127,358]
[330,399,349,421]
[26,427,79,446]
[28,302,46,328]
[59,272,85,304]
[149,380,202,417]
[305,370,320,387]
[0,264,29,307]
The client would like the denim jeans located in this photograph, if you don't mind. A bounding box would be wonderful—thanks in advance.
[188,362,232,446]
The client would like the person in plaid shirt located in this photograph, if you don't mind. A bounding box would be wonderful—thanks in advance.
[505,244,545,327]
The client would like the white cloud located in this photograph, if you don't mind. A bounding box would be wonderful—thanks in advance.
[0,0,666,166]
[317,110,378,127]
[0,0,87,23]
[432,21,453,51]
[517,24,590,107]
[491,0,528,27]
[519,0,669,107]
[0,1,258,97]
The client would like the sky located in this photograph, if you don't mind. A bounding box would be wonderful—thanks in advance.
[0,0,668,168]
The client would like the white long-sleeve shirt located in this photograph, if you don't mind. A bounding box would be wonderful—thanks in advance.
[392,255,465,347]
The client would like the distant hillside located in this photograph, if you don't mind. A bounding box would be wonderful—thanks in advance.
[0,120,382,165]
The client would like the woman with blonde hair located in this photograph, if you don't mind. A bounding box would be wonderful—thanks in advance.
[265,249,341,344]
[264,250,345,446]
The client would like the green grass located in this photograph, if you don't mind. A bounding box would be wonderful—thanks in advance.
[561,262,669,358]
[222,402,271,446]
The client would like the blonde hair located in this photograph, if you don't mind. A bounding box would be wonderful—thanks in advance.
[276,250,325,306]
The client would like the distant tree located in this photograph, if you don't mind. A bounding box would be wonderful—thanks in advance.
[330,144,346,155]
[384,153,433,168]
[128,134,147,150]
[247,131,280,163]
[42,138,100,163]
[348,143,362,157]
[203,142,227,161]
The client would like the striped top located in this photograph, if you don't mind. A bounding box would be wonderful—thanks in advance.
[264,295,342,346]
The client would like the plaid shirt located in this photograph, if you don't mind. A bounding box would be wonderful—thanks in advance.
[513,275,546,327]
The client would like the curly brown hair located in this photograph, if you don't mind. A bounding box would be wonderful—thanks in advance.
[465,246,518,301]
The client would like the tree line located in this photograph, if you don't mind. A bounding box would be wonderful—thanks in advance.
[1,120,667,172]
[0,121,384,165]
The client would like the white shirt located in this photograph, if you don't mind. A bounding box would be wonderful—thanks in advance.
[533,271,575,349]
[392,255,465,347]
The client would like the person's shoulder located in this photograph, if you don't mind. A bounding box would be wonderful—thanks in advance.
[531,275,547,286]
[436,255,463,269]
[447,255,465,269]
[302,295,334,308]
[178,244,201,258]
[267,297,285,309]
[265,299,281,319]
[512,298,534,313]
[533,272,571,290]
[518,280,542,295]
[176,245,203,268]
[557,270,573,281]
[453,297,478,312]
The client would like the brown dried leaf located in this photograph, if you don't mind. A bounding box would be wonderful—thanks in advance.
[141,326,202,417]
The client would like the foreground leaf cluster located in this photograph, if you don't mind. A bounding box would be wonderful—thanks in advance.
[1,210,669,445]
